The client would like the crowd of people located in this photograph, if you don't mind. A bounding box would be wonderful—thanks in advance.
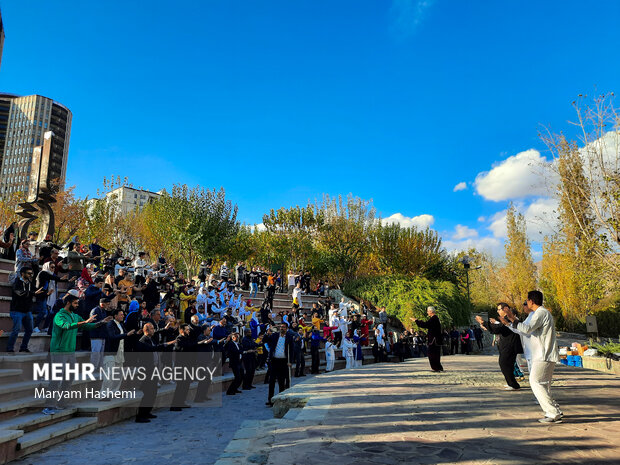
[2,233,562,425]
[2,235,417,422]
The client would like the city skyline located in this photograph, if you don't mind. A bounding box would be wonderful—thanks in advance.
[0,1,619,256]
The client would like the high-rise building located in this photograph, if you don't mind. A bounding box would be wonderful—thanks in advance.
[0,93,72,195]
[0,8,5,72]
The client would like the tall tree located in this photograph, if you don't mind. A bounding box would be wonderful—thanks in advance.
[372,222,447,278]
[503,204,537,306]
[261,203,323,271]
[141,185,239,275]
[316,195,375,284]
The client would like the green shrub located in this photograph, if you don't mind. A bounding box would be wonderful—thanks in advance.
[343,275,471,328]
[590,339,620,357]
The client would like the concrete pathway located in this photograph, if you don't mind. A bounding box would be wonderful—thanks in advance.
[261,355,620,465]
[9,376,305,465]
[11,355,620,465]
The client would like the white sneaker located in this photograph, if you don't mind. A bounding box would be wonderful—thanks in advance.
[538,416,562,424]
[33,327,41,333]
[42,408,57,415]
[503,386,517,390]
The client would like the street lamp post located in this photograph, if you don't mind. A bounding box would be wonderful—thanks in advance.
[459,255,481,311]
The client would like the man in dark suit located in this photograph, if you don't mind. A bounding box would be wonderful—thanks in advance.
[412,306,444,372]
[224,332,244,395]
[134,322,174,422]
[101,309,136,398]
[265,323,295,406]
[170,323,195,411]
[476,304,524,390]
[240,329,258,390]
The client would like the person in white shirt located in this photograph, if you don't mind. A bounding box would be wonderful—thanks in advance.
[499,290,563,424]
[287,272,297,295]
[292,283,303,311]
[342,331,356,369]
[325,338,336,372]
[133,252,148,286]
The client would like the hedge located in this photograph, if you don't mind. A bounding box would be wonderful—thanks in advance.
[343,275,472,328]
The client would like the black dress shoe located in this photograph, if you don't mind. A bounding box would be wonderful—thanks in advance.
[147,414,157,419]
[235,390,242,394]
[19,348,31,353]
[170,407,182,411]
[135,417,151,423]
[226,392,236,395]
[180,404,191,408]
[250,386,257,389]
[265,402,274,407]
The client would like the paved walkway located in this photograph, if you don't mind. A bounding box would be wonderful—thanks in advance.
[261,355,620,465]
[11,355,620,465]
[10,377,305,465]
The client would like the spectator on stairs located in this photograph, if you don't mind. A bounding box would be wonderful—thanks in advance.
[42,294,111,414]
[292,282,303,314]
[6,266,35,353]
[14,239,39,278]
[33,261,73,333]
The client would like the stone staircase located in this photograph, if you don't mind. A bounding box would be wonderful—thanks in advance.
[0,262,390,464]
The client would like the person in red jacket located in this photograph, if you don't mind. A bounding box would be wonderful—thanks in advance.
[360,314,372,346]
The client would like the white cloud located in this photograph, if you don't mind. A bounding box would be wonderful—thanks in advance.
[477,216,486,222]
[474,149,554,201]
[523,197,558,241]
[486,197,558,241]
[489,210,507,239]
[389,0,436,37]
[254,223,266,232]
[382,213,435,229]
[453,182,467,192]
[452,225,479,240]
[443,236,503,256]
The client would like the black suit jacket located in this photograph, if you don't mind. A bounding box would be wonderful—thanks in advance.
[486,321,523,355]
[265,332,295,363]
[105,320,130,354]
[224,340,242,366]
[416,315,443,345]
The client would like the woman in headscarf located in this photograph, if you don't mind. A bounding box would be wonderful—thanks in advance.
[374,324,386,362]
[353,329,365,368]
[249,312,260,338]
[325,336,336,372]
[33,261,68,332]
[179,285,195,322]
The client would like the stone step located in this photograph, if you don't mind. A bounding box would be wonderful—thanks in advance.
[0,407,77,432]
[0,352,90,378]
[0,270,10,284]
[0,259,13,273]
[0,332,52,353]
[0,368,22,381]
[15,416,98,456]
[0,395,45,417]
[0,380,44,402]
[0,297,12,315]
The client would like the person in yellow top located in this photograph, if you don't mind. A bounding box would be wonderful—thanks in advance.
[312,312,324,330]
[179,286,196,322]
[117,270,136,311]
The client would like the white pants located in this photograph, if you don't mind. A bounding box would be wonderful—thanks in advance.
[90,339,105,370]
[345,355,354,369]
[101,355,123,394]
[325,353,335,371]
[530,361,562,418]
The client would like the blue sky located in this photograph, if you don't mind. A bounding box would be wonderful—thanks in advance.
[1,1,619,256]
